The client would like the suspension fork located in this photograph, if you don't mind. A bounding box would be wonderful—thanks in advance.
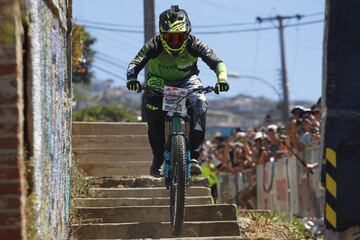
[164,114,191,187]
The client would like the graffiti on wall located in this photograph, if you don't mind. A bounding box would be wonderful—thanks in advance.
[27,0,72,239]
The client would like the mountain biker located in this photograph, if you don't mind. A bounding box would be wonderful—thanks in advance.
[126,5,229,177]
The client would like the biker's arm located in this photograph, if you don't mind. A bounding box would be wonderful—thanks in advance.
[127,36,161,80]
[188,34,228,81]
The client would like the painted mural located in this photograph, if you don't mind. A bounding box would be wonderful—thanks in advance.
[27,0,72,239]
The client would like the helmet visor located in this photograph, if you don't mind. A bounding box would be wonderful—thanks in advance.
[162,32,188,49]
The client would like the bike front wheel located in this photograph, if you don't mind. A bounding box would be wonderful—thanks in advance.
[170,135,187,236]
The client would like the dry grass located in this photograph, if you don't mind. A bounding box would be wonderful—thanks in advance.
[238,210,318,240]
[70,156,103,225]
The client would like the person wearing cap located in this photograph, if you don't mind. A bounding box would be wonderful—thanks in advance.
[230,142,252,173]
[290,105,306,119]
[252,132,270,165]
[289,105,308,150]
[293,117,321,152]
[265,124,288,159]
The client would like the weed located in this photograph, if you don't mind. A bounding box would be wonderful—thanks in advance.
[237,209,317,239]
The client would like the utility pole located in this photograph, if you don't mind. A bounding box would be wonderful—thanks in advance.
[256,15,302,125]
[142,0,155,121]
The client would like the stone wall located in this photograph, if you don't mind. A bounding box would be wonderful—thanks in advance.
[0,0,72,239]
[0,1,26,239]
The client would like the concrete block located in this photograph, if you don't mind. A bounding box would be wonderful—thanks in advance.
[73,148,152,163]
[78,162,151,177]
[72,135,150,149]
[76,204,237,223]
[74,196,213,207]
[72,221,241,239]
[72,122,148,136]
[86,176,210,188]
[89,187,211,198]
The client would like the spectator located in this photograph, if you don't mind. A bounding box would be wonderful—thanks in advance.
[292,117,320,152]
[213,141,232,173]
[230,142,252,172]
[253,132,270,165]
[265,124,288,159]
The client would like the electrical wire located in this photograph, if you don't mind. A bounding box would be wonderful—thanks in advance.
[195,19,324,34]
[96,51,130,66]
[81,24,144,33]
[76,19,141,28]
[76,18,257,29]
[93,64,127,81]
[96,55,128,70]
[92,29,140,52]
[75,13,324,34]
[94,51,145,79]
[79,19,323,35]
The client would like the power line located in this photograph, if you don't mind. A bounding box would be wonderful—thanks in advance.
[76,12,324,33]
[76,19,141,28]
[92,30,140,52]
[81,24,144,33]
[195,19,324,34]
[96,55,128,70]
[79,19,324,35]
[93,64,127,81]
[96,51,129,65]
[76,18,257,29]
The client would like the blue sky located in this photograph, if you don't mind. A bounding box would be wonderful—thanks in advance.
[73,0,325,102]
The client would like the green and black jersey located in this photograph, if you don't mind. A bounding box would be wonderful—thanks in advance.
[127,34,227,83]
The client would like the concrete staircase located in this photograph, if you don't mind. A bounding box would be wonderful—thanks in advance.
[71,122,244,239]
[72,122,152,176]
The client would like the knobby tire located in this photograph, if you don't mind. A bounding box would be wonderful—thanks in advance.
[170,135,186,236]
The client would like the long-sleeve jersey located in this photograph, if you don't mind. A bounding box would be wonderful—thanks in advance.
[127,34,227,83]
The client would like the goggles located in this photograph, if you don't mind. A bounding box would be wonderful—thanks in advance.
[162,32,188,49]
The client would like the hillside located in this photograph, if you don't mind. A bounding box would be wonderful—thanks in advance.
[73,81,314,130]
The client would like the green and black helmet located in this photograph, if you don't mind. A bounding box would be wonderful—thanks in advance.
[159,5,191,55]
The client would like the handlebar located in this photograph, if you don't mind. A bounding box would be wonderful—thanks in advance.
[142,85,214,95]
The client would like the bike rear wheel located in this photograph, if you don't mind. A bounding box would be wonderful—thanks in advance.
[170,135,187,236]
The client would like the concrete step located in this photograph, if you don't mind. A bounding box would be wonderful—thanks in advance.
[72,121,148,136]
[158,237,250,240]
[84,238,250,240]
[74,196,213,207]
[72,135,150,149]
[73,148,152,163]
[72,221,241,239]
[77,204,237,223]
[78,162,151,177]
[90,187,211,198]
[86,176,210,188]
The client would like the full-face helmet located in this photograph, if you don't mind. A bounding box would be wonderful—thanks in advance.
[159,5,191,55]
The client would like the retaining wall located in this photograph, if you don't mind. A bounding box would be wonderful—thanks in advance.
[0,0,72,239]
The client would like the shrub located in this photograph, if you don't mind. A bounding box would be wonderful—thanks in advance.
[73,105,138,122]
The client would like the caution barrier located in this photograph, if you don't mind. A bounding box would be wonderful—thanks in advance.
[216,145,324,219]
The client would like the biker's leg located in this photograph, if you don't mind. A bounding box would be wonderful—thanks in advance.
[185,76,208,175]
[145,93,166,177]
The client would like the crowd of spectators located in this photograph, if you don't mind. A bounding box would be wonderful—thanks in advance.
[199,98,322,208]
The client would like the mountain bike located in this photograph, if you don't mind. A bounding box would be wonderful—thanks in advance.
[143,85,214,236]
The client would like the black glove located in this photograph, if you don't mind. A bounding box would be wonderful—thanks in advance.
[127,79,142,93]
[214,80,229,94]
